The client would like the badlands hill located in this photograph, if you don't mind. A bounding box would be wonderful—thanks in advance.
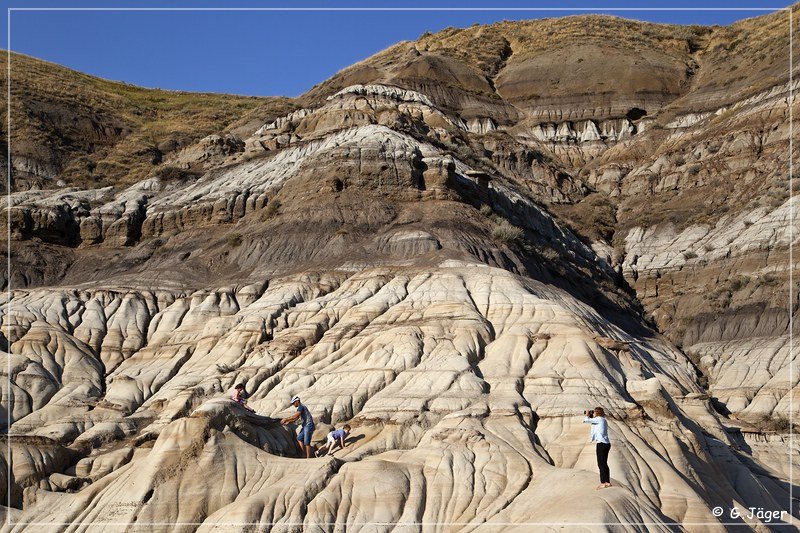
[2,6,800,531]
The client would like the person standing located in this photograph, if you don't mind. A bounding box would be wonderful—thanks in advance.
[583,407,611,489]
[281,395,315,458]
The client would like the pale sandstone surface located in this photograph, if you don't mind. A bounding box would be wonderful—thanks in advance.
[2,7,799,531]
[2,265,798,530]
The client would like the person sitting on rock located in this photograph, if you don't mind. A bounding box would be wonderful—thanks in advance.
[281,395,315,458]
[583,406,611,489]
[230,383,255,412]
[316,424,351,457]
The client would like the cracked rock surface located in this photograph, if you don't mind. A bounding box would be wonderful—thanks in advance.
[2,7,799,531]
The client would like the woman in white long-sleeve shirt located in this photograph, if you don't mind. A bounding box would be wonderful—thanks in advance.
[583,407,611,489]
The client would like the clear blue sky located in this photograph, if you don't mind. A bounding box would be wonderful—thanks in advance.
[2,0,794,97]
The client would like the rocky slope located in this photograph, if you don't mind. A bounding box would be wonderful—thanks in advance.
[0,53,296,192]
[2,6,800,531]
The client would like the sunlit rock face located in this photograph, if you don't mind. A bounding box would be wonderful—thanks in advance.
[2,6,799,531]
[3,265,795,530]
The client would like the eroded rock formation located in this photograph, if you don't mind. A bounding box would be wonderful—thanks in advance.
[2,6,799,531]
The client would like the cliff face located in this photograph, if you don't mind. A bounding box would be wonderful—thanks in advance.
[2,6,799,530]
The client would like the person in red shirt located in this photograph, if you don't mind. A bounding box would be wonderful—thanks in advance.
[230,383,255,412]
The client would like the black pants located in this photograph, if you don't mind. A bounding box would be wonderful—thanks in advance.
[596,442,611,483]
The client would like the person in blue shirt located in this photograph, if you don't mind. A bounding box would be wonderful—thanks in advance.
[316,424,351,457]
[583,407,611,489]
[281,395,315,458]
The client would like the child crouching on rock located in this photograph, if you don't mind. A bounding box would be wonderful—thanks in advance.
[316,424,351,457]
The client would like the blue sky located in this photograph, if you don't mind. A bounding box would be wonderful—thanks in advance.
[3,1,794,97]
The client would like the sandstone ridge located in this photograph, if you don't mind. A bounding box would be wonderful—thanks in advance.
[2,6,799,531]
